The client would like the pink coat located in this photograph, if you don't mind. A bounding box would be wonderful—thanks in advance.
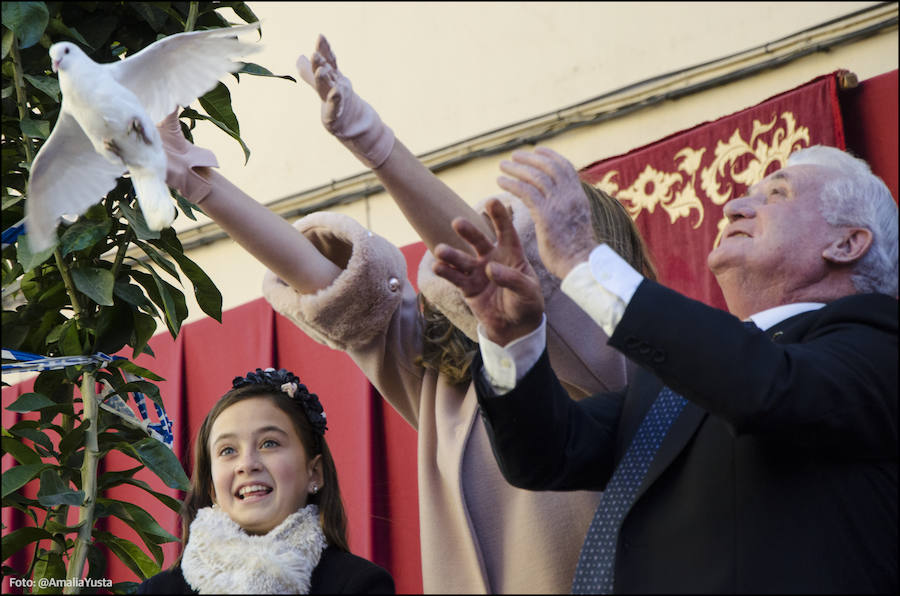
[263,197,633,593]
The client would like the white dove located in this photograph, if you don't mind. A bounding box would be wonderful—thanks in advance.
[25,22,261,253]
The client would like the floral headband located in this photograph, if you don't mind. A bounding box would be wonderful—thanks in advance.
[232,368,328,436]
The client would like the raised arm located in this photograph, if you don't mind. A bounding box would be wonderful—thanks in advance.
[158,112,341,294]
[297,34,494,254]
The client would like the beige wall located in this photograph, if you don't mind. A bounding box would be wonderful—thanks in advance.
[178,1,897,324]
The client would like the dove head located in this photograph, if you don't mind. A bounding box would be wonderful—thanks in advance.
[49,42,84,73]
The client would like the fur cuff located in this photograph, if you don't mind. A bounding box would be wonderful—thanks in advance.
[416,192,559,341]
[262,212,408,351]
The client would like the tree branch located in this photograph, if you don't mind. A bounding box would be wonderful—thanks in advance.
[64,372,99,592]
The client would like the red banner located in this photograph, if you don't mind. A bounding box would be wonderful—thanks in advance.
[581,73,846,310]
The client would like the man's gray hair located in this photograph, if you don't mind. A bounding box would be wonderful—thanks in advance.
[787,145,898,296]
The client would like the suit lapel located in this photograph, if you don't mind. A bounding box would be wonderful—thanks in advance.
[628,312,814,501]
[635,401,706,501]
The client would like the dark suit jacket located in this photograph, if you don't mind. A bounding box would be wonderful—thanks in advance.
[137,546,395,594]
[474,281,898,594]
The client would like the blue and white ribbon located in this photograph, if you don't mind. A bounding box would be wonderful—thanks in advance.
[98,373,174,449]
[3,348,174,448]
[1,219,26,249]
[2,349,115,373]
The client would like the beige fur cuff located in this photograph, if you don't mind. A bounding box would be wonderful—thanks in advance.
[262,212,408,351]
[416,192,560,341]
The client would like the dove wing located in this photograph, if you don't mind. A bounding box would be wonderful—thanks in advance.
[26,110,126,252]
[109,23,261,124]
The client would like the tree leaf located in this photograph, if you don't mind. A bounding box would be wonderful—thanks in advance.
[33,550,67,595]
[120,202,161,240]
[198,82,239,136]
[118,477,182,513]
[22,73,60,101]
[98,497,179,542]
[57,418,87,458]
[94,302,134,354]
[98,466,143,490]
[116,438,189,491]
[20,117,50,139]
[18,233,56,271]
[135,239,180,281]
[58,318,83,355]
[108,359,165,382]
[59,218,111,256]
[231,2,260,25]
[93,501,167,567]
[1,436,42,465]
[109,380,163,409]
[180,252,222,321]
[113,280,151,308]
[1,1,50,49]
[86,542,108,581]
[46,13,91,48]
[0,527,53,561]
[1,463,52,498]
[130,266,187,338]
[71,266,115,306]
[172,189,199,220]
[181,106,251,164]
[238,61,296,82]
[131,311,157,357]
[128,2,168,32]
[5,392,57,412]
[94,530,161,580]
[37,468,85,507]
[9,422,55,452]
[2,28,14,60]
[153,231,222,322]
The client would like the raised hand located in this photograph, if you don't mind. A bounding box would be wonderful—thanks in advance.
[296,35,395,169]
[432,199,545,346]
[497,147,598,279]
[157,110,219,204]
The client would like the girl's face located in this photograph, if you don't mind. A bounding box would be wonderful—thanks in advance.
[208,397,322,534]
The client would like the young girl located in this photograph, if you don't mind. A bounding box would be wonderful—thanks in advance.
[157,36,655,593]
[138,368,394,594]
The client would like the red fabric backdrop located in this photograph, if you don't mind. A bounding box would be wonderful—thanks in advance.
[581,72,846,309]
[3,70,896,594]
[839,69,898,203]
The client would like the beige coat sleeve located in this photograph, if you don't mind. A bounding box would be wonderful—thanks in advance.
[261,211,426,427]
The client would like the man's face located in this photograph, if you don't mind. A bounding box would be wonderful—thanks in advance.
[708,163,839,289]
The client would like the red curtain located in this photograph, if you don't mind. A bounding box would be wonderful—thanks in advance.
[580,72,846,309]
[839,69,898,203]
[4,70,896,595]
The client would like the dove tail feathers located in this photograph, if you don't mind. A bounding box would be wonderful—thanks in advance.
[130,170,176,231]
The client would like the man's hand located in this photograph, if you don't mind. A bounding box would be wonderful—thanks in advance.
[433,198,545,346]
[497,147,597,279]
[157,109,218,204]
[296,35,395,169]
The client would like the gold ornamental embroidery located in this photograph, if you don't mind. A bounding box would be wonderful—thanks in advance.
[594,111,810,246]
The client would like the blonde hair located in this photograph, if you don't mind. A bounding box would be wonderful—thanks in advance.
[418,181,656,382]
[582,182,657,281]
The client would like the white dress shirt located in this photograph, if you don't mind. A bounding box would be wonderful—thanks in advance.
[479,244,825,394]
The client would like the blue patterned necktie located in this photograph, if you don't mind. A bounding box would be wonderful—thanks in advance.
[571,386,689,594]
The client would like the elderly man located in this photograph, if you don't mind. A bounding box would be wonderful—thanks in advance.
[432,145,897,593]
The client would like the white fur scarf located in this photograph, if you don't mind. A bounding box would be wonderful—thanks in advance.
[182,504,327,594]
